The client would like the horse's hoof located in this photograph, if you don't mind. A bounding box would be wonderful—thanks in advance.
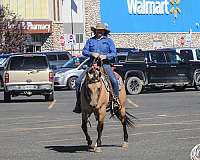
[94,147,102,153]
[122,142,128,149]
[88,145,94,152]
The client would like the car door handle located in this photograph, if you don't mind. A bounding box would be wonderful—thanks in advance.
[150,66,157,68]
[170,65,176,68]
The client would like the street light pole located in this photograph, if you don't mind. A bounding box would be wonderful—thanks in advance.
[70,0,74,55]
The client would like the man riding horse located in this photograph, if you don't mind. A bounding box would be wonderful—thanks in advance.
[73,22,120,113]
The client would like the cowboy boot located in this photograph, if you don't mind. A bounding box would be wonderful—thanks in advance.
[73,93,81,113]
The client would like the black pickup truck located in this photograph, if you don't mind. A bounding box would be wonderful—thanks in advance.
[114,50,200,94]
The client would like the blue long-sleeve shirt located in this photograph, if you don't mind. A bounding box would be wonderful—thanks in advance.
[82,36,117,61]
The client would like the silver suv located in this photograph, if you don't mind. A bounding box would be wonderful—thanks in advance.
[54,56,89,90]
[2,54,54,102]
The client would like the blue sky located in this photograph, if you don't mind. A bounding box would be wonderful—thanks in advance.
[100,0,200,33]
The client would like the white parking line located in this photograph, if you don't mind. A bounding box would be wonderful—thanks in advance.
[138,119,200,127]
[127,98,140,108]
[0,116,44,121]
[177,136,200,140]
[1,118,200,133]
[37,127,200,143]
[48,100,56,109]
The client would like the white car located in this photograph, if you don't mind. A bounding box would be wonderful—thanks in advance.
[159,48,200,62]
[54,56,89,90]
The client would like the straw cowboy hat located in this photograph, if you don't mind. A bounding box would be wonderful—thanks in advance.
[91,23,110,34]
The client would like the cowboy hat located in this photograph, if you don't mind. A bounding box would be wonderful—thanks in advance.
[91,23,110,33]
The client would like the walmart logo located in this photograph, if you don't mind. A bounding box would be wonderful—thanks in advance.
[169,0,181,18]
[127,0,181,18]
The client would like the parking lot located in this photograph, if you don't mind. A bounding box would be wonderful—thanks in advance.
[0,89,200,160]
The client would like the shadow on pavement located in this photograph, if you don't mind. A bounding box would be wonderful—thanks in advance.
[142,88,196,95]
[45,144,121,153]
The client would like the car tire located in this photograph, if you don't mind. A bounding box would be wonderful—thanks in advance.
[45,92,54,102]
[125,76,143,95]
[195,74,200,91]
[173,86,186,92]
[0,77,3,89]
[67,76,77,90]
[4,92,11,102]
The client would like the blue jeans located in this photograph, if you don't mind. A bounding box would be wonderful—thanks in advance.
[75,64,119,97]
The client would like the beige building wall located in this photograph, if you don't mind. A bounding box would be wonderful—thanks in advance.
[0,0,51,20]
[1,0,199,51]
[84,0,200,50]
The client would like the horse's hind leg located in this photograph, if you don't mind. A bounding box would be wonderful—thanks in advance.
[120,106,129,149]
[81,113,92,151]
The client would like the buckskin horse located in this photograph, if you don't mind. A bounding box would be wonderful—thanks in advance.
[80,61,135,153]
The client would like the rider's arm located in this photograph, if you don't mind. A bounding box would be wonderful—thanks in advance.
[105,38,117,60]
[82,39,92,57]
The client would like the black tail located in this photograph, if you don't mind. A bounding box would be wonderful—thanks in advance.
[107,107,136,128]
[125,111,136,128]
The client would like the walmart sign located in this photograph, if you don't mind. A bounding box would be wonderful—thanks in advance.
[100,0,200,32]
[127,0,169,15]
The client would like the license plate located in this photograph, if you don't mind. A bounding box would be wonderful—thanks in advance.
[23,85,37,90]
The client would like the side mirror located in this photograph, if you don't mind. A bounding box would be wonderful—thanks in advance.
[82,64,88,70]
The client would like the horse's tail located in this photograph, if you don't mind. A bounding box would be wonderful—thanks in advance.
[125,111,136,128]
[107,107,136,128]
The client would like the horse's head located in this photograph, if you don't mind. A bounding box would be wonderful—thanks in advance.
[85,66,102,107]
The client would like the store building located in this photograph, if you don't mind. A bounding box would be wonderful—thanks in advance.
[0,0,54,52]
[100,0,200,49]
[1,0,198,51]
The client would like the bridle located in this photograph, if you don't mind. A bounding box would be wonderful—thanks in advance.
[84,62,103,107]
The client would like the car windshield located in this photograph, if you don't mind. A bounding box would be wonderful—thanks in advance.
[8,56,48,70]
[62,57,86,68]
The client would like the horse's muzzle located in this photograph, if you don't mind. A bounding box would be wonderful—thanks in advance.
[89,104,97,108]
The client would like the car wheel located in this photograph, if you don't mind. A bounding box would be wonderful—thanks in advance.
[67,76,77,90]
[195,74,200,91]
[45,92,54,102]
[173,86,186,91]
[0,77,3,89]
[4,92,11,102]
[125,76,143,95]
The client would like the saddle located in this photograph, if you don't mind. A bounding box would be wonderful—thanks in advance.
[101,71,121,93]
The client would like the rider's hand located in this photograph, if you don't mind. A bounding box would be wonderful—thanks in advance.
[99,55,107,60]
[91,52,100,58]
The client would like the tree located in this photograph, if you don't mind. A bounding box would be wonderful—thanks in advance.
[0,5,27,53]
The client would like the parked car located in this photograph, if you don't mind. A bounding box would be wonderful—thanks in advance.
[0,54,12,88]
[159,48,200,62]
[114,49,200,94]
[54,56,89,90]
[38,51,72,70]
[54,52,135,90]
[116,48,140,63]
[2,54,54,102]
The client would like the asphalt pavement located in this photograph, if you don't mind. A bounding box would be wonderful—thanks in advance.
[0,89,200,160]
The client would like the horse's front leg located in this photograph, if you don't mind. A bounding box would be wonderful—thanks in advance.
[94,108,106,153]
[120,106,129,149]
[81,113,93,151]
